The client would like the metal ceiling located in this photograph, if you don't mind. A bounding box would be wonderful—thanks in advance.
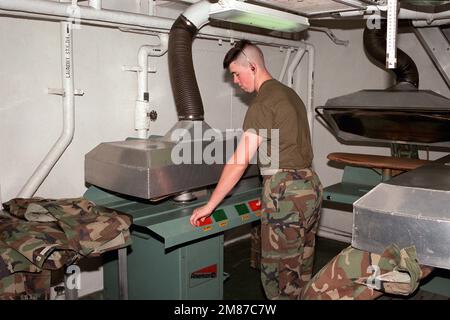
[248,0,367,16]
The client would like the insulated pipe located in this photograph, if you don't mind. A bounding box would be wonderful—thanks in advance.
[88,0,102,10]
[291,44,315,143]
[305,44,315,143]
[0,0,174,30]
[2,0,313,129]
[137,34,169,101]
[336,7,450,21]
[399,8,450,22]
[278,48,293,83]
[18,21,75,198]
[136,34,169,138]
[363,20,419,88]
[148,0,155,16]
[181,0,212,30]
[0,183,3,209]
[412,18,450,27]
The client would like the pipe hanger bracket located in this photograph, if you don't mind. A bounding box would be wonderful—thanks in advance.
[47,88,84,96]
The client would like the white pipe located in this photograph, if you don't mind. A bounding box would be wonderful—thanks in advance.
[0,0,174,30]
[336,6,450,22]
[0,0,307,49]
[224,233,251,247]
[223,224,352,247]
[286,48,305,89]
[305,44,315,144]
[412,19,450,27]
[399,8,450,22]
[287,42,315,143]
[18,21,75,198]
[88,0,102,10]
[182,0,212,29]
[317,227,352,244]
[277,48,292,83]
[3,0,313,171]
[148,0,155,16]
[136,33,169,139]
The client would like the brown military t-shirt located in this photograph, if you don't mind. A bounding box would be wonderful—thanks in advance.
[242,79,313,171]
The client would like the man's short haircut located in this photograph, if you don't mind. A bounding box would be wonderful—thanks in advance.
[223,39,252,69]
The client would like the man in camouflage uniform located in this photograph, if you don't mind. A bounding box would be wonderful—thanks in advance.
[0,197,132,299]
[261,169,322,299]
[190,40,322,300]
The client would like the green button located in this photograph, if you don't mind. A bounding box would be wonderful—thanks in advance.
[235,203,250,215]
[212,209,228,222]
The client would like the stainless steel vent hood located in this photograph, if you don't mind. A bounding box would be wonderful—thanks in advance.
[85,121,258,200]
[316,21,450,147]
[317,89,450,146]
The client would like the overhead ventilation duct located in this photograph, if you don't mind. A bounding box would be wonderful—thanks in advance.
[363,20,419,89]
[316,21,450,147]
[168,14,205,121]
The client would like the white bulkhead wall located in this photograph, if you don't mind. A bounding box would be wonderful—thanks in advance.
[0,0,449,297]
[0,0,291,296]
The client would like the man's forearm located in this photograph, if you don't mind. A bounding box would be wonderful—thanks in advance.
[204,163,248,211]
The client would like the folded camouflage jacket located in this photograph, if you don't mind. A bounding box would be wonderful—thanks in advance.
[0,197,132,299]
[300,244,430,300]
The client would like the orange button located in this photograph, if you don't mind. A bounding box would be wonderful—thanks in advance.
[198,216,213,227]
[248,199,261,211]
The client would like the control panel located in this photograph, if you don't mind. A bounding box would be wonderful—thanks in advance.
[84,184,262,249]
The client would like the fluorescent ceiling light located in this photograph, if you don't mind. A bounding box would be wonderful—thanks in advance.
[209,0,310,32]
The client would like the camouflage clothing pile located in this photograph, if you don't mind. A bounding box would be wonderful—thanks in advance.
[300,244,429,300]
[0,198,132,300]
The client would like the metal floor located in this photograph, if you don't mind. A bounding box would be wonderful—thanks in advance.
[223,236,349,300]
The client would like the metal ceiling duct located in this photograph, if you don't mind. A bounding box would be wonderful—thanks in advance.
[168,14,204,121]
[85,1,258,200]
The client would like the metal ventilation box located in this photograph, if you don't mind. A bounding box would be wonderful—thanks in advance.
[352,154,450,269]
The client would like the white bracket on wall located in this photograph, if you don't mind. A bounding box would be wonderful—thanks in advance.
[309,27,349,46]
[122,66,157,73]
[47,88,85,96]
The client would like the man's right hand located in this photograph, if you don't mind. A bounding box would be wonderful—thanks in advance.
[190,205,213,227]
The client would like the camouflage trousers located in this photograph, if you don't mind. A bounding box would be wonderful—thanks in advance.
[260,168,323,300]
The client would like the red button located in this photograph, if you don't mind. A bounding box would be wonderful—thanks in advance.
[248,200,261,211]
[198,216,213,226]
